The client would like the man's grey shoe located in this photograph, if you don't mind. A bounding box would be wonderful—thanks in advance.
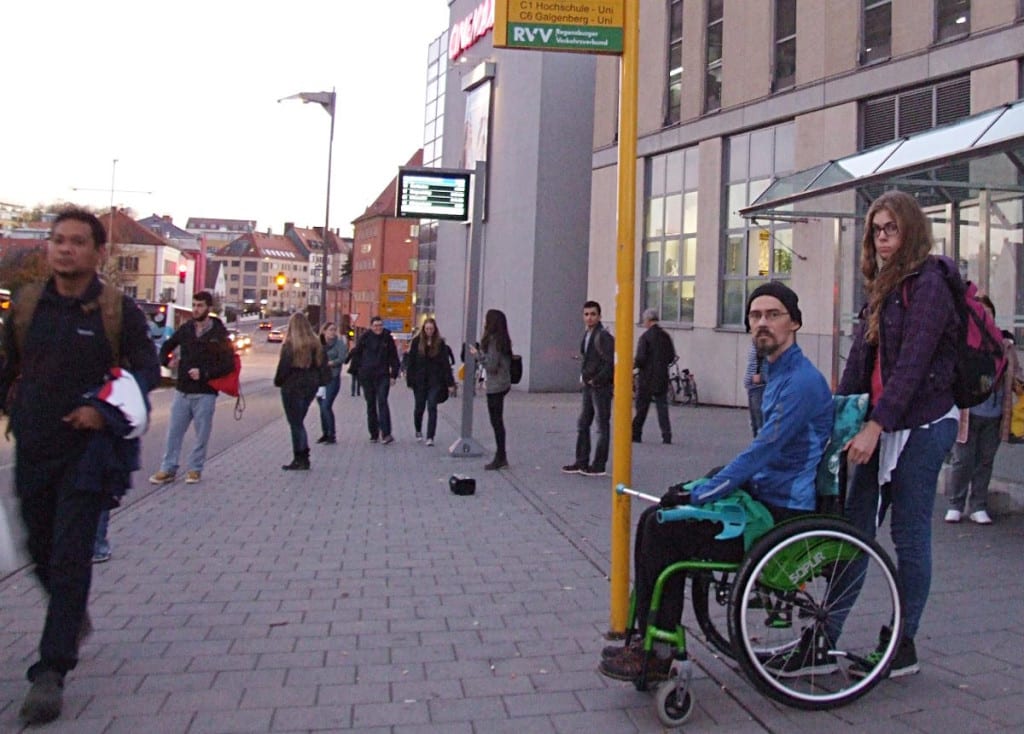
[19,670,63,725]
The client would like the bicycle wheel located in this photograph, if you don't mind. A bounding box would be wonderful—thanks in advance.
[668,378,682,404]
[691,571,735,660]
[727,517,902,710]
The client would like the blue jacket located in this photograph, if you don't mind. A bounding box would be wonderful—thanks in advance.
[695,343,833,511]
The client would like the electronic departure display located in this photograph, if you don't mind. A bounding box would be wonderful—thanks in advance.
[395,168,472,222]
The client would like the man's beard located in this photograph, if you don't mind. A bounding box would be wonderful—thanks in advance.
[194,312,209,322]
[755,331,779,358]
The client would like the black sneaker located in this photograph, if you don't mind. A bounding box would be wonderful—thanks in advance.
[764,627,838,678]
[581,466,607,477]
[19,670,63,725]
[850,626,919,679]
[561,463,584,474]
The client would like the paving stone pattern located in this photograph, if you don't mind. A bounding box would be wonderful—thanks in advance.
[2,389,1023,732]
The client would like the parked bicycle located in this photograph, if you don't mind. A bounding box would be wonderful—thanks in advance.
[668,358,698,406]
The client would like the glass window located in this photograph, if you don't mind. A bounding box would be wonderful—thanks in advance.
[705,0,724,112]
[642,146,700,323]
[936,0,970,42]
[719,122,795,327]
[773,0,797,91]
[667,0,684,125]
[861,0,891,64]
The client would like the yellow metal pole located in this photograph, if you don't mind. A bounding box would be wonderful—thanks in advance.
[609,0,639,635]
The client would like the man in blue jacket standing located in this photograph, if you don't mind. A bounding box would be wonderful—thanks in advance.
[0,208,159,724]
[599,282,833,682]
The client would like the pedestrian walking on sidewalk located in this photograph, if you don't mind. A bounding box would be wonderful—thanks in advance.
[0,208,159,725]
[149,291,234,486]
[946,296,1020,525]
[405,317,455,446]
[838,190,960,679]
[631,308,676,444]
[562,300,614,477]
[316,322,347,445]
[469,309,512,470]
[275,313,331,470]
[348,316,401,443]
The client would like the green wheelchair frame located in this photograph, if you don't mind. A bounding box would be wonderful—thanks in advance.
[611,395,904,727]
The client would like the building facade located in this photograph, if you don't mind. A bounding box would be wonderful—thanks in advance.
[211,232,309,315]
[583,0,1024,406]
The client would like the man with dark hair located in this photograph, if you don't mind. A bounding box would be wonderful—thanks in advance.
[149,290,234,485]
[563,300,615,477]
[632,308,676,444]
[348,315,401,443]
[0,207,159,724]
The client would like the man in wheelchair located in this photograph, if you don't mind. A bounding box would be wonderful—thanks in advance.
[600,282,834,682]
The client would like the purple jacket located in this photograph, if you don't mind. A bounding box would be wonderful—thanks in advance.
[838,256,959,431]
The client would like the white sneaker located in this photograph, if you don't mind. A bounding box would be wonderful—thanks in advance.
[944,509,962,523]
[969,510,993,525]
[425,438,434,446]
[415,433,423,442]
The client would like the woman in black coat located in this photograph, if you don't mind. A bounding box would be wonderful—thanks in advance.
[405,317,454,446]
[274,313,330,470]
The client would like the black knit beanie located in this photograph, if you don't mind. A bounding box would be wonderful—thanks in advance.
[745,281,802,332]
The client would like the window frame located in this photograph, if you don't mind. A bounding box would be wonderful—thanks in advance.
[935,0,970,43]
[666,0,684,125]
[772,0,797,91]
[704,0,724,113]
[860,0,892,65]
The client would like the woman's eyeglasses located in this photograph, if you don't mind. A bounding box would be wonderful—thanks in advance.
[871,221,899,238]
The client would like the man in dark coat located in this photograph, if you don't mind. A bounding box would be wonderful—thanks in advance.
[349,315,401,443]
[0,208,159,724]
[562,300,615,476]
[632,308,677,444]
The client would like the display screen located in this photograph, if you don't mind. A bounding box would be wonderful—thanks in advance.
[396,168,471,221]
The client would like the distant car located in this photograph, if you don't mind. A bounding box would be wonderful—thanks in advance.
[267,328,285,343]
[227,329,251,352]
[259,320,273,330]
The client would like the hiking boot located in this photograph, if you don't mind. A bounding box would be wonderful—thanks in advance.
[601,638,641,660]
[282,451,311,471]
[185,471,201,484]
[561,462,584,474]
[850,626,919,679]
[764,627,838,678]
[19,670,63,725]
[148,470,175,485]
[598,646,671,682]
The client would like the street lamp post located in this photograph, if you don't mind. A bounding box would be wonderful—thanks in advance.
[278,88,336,328]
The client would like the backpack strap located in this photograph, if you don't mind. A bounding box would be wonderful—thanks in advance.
[12,282,45,367]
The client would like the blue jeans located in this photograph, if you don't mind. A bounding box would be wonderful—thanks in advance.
[282,389,315,453]
[840,418,958,641]
[576,384,612,471]
[413,384,441,439]
[361,375,392,439]
[317,375,341,438]
[93,510,110,558]
[160,392,217,474]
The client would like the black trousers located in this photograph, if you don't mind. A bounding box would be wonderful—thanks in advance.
[486,389,509,459]
[632,387,671,441]
[17,454,104,676]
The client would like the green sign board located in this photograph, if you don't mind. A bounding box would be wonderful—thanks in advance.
[494,1,625,56]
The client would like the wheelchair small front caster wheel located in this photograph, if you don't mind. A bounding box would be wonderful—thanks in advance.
[655,679,694,727]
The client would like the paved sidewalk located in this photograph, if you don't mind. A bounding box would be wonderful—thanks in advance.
[1,388,1022,732]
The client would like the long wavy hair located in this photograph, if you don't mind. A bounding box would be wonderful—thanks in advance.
[860,191,934,345]
[418,317,442,357]
[284,313,324,369]
[480,309,512,356]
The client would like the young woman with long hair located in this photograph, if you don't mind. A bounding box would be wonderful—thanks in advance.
[469,309,512,470]
[274,313,330,470]
[316,322,348,444]
[405,317,455,446]
[837,190,960,678]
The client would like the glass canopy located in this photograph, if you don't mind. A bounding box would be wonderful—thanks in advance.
[740,98,1024,220]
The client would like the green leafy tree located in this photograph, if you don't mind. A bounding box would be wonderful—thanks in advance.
[0,246,50,294]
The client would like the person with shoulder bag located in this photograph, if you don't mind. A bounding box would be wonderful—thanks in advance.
[274,313,331,470]
[315,322,347,445]
[469,309,513,470]
[405,317,455,446]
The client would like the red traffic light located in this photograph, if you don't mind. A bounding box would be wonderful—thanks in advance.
[178,264,187,283]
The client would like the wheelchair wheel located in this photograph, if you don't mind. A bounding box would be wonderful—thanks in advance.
[655,679,694,727]
[691,571,735,659]
[727,517,902,710]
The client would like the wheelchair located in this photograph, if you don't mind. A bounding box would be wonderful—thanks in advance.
[611,395,901,726]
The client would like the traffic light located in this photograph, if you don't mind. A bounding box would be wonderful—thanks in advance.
[347,328,355,339]
[178,264,187,283]
[275,272,287,291]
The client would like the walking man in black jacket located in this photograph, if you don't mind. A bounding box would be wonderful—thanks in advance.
[563,300,615,477]
[632,308,677,444]
[349,316,401,443]
[149,291,234,485]
[0,208,159,724]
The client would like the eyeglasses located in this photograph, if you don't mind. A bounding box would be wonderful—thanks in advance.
[748,309,788,324]
[871,221,899,238]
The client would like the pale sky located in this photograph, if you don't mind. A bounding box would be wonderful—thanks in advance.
[1,1,451,237]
